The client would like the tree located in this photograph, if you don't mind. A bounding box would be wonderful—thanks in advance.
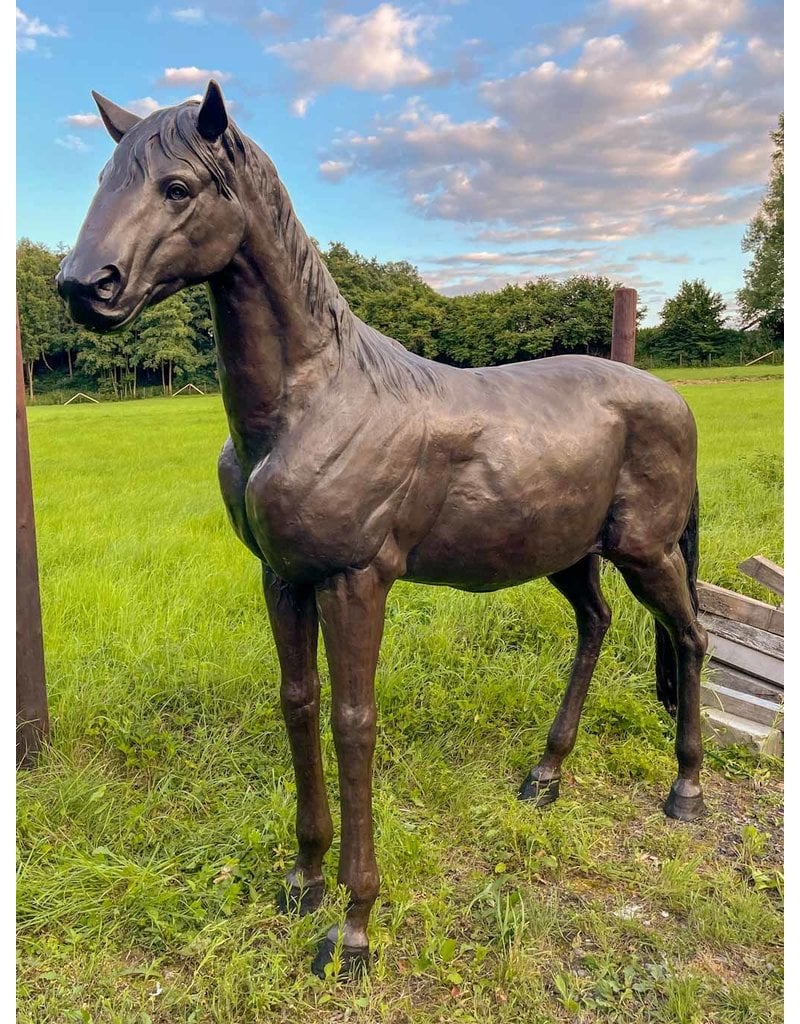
[492,280,561,361]
[75,326,135,397]
[137,293,198,394]
[322,242,387,318]
[16,239,72,397]
[184,284,217,379]
[738,115,783,347]
[322,242,449,359]
[653,280,727,365]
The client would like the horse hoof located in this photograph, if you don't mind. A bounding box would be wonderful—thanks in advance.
[518,771,560,807]
[664,782,705,821]
[311,936,371,980]
[275,881,325,917]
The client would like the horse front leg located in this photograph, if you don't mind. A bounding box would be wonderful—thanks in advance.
[311,565,390,978]
[263,566,333,915]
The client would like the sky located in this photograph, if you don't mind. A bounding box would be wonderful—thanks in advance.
[16,0,783,324]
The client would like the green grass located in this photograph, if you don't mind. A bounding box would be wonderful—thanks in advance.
[650,365,783,382]
[18,380,783,1023]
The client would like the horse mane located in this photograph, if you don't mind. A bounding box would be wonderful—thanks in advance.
[111,102,444,402]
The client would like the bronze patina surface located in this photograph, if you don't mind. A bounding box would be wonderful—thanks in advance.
[59,82,707,977]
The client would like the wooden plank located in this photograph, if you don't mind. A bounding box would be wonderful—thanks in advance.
[744,350,776,366]
[706,661,784,701]
[700,681,783,729]
[699,612,783,659]
[704,633,783,686]
[738,555,784,598]
[16,311,49,768]
[697,581,783,636]
[702,707,782,757]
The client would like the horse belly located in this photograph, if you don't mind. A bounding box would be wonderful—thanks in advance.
[404,442,620,591]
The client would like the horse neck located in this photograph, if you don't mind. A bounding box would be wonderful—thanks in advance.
[208,170,350,466]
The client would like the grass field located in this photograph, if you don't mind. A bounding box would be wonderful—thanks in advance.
[650,366,783,384]
[18,376,783,1023]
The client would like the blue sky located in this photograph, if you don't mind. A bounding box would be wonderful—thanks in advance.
[16,0,782,324]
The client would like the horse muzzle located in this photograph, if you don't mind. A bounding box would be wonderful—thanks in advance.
[56,262,130,331]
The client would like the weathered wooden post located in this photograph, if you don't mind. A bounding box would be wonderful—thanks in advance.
[611,287,637,364]
[17,310,49,768]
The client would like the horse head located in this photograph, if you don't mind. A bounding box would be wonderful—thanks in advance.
[57,81,246,331]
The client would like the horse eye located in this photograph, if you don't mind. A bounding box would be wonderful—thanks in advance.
[166,182,190,201]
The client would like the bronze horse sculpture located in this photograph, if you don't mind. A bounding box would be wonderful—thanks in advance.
[58,82,707,978]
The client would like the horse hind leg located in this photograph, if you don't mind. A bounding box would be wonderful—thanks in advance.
[520,554,611,807]
[613,548,707,821]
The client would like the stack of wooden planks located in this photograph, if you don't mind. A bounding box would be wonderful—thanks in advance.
[698,556,784,756]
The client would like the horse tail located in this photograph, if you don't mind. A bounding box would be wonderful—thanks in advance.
[654,485,700,716]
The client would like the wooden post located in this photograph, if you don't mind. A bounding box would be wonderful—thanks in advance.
[611,287,637,364]
[16,310,49,768]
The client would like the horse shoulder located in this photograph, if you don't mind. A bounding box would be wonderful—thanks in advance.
[239,406,432,579]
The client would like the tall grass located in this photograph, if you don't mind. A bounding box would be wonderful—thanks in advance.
[18,381,783,1023]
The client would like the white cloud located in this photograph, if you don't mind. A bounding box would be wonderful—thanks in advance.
[428,248,603,268]
[292,96,313,118]
[249,8,289,34]
[156,2,289,34]
[171,6,205,22]
[269,3,442,113]
[158,66,232,86]
[16,7,67,51]
[608,0,746,43]
[319,0,782,241]
[55,134,89,152]
[66,112,103,129]
[746,35,783,74]
[420,263,666,300]
[127,96,162,117]
[412,244,677,303]
[626,251,692,264]
[319,159,352,181]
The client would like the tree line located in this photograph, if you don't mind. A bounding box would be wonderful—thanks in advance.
[16,117,782,399]
[14,239,769,401]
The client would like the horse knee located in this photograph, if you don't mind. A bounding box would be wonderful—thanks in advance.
[281,675,319,723]
[331,702,376,756]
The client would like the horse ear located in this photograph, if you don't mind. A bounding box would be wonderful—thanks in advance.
[197,80,228,142]
[91,91,142,143]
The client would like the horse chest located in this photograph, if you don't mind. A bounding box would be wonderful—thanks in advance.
[242,450,400,581]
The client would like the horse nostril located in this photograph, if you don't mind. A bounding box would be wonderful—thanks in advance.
[90,265,122,302]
